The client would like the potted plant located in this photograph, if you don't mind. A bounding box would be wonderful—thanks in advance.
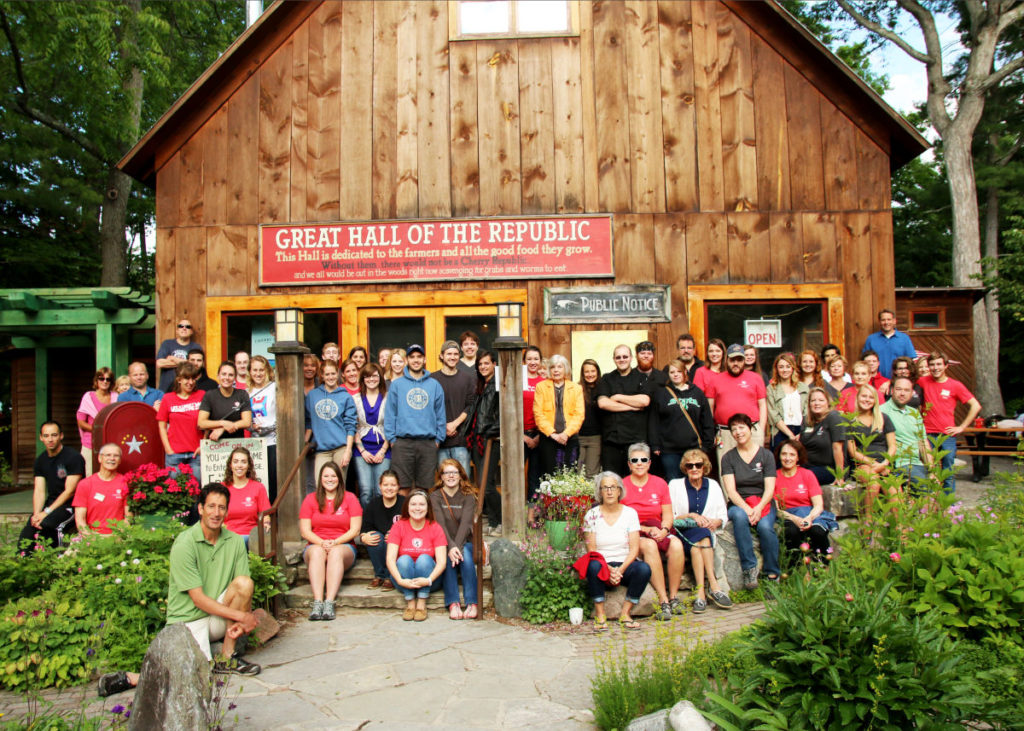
[536,467,593,550]
[125,463,201,528]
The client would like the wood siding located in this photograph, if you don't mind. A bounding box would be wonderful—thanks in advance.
[153,0,901,360]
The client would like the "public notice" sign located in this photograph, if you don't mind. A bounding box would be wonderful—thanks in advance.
[544,286,671,324]
[260,215,614,286]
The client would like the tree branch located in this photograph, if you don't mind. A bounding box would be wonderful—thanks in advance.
[996,1,1024,35]
[978,54,1024,93]
[834,0,933,63]
[0,6,117,167]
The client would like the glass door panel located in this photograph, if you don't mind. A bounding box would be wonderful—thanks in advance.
[365,315,426,358]
[441,308,501,354]
[705,300,826,374]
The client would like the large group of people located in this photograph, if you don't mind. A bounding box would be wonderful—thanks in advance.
[20,305,986,667]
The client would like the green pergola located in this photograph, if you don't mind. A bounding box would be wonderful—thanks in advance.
[0,287,156,427]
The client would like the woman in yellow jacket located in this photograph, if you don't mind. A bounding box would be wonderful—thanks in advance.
[534,354,585,475]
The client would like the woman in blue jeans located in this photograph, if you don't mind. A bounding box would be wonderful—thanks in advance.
[385,490,447,621]
[353,364,391,507]
[428,460,479,619]
[720,413,780,590]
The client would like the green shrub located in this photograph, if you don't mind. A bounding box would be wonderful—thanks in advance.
[703,571,979,730]
[519,543,589,624]
[958,634,1024,727]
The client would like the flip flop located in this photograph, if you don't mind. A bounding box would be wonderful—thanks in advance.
[593,618,608,632]
[618,618,641,630]
[463,604,478,619]
[449,603,464,620]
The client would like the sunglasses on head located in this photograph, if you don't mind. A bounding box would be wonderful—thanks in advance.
[629,457,650,464]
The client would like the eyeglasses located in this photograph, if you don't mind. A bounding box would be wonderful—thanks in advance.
[684,462,704,470]
[629,457,650,464]
[177,323,193,330]
[600,485,619,491]
[441,470,460,476]
[97,377,112,382]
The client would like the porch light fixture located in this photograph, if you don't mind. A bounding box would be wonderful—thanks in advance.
[274,308,304,346]
[494,301,525,346]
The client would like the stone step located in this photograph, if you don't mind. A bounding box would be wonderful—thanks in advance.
[284,581,493,610]
[294,560,492,582]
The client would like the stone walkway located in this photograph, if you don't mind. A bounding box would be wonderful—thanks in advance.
[0,603,764,730]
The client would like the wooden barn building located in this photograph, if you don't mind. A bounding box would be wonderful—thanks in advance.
[118,0,928,371]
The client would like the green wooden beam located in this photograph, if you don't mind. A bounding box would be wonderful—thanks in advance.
[34,347,48,430]
[114,327,130,376]
[7,292,46,312]
[96,323,115,371]
[12,335,95,349]
[0,308,147,327]
[91,290,122,311]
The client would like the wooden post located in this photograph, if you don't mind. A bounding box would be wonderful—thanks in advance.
[268,341,309,545]
[496,345,526,542]
[34,347,48,428]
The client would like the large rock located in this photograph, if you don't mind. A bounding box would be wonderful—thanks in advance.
[669,700,713,730]
[603,582,658,618]
[715,526,761,594]
[821,482,860,518]
[128,624,211,731]
[626,708,670,731]
[490,538,527,618]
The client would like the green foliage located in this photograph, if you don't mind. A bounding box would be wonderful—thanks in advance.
[704,572,978,730]
[0,520,285,692]
[591,623,753,731]
[519,542,589,625]
[958,634,1024,726]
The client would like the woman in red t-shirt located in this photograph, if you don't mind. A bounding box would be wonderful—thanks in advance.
[300,462,362,622]
[222,447,270,546]
[156,362,205,477]
[774,440,837,560]
[385,490,447,622]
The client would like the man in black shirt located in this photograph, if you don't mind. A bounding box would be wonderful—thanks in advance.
[676,333,705,383]
[188,350,219,392]
[18,421,85,551]
[596,344,652,475]
[635,340,668,388]
[431,340,478,475]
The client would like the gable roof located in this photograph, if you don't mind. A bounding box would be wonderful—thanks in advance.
[119,0,928,188]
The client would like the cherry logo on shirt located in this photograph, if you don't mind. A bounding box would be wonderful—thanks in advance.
[412,537,424,549]
[114,489,123,499]
[753,462,763,472]
[335,504,346,515]
[648,495,659,505]
[245,497,254,506]
[57,466,67,479]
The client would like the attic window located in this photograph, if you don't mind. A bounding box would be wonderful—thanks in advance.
[452,1,577,39]
[910,309,942,330]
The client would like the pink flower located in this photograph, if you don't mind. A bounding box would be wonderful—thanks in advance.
[153,485,164,494]
[132,491,146,501]
[803,556,811,565]
[799,542,810,552]
[844,593,854,602]
[889,552,901,563]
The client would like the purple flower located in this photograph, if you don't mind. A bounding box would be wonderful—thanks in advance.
[124,710,131,719]
[228,702,237,711]
[87,648,95,657]
[111,704,125,714]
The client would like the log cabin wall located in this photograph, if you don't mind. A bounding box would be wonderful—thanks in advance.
[148,0,915,363]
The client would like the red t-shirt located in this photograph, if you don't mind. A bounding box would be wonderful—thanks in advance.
[72,473,128,535]
[523,374,544,431]
[299,491,363,541]
[918,375,974,433]
[386,518,447,560]
[621,475,671,523]
[156,391,206,453]
[837,385,886,413]
[869,373,890,393]
[705,371,766,426]
[224,480,271,536]
[774,467,822,509]
[692,367,720,394]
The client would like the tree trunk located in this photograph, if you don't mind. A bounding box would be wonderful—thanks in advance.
[977,179,1005,414]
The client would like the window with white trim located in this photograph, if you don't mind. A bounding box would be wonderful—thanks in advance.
[452,0,577,39]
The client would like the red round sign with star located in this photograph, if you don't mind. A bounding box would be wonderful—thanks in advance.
[93,402,165,474]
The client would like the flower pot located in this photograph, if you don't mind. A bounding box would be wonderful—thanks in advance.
[136,512,184,532]
[545,520,574,551]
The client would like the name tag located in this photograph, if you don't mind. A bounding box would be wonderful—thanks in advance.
[94,492,106,502]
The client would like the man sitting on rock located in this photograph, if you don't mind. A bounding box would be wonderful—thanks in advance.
[98,484,263,696]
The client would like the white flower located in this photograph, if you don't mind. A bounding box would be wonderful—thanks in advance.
[120,561,127,567]
[96,564,103,570]
[132,558,140,565]
[126,549,132,555]
[114,578,122,584]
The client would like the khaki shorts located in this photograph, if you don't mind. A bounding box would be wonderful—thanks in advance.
[184,589,228,661]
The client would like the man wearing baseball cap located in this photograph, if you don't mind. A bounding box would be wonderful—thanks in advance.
[431,340,478,474]
[704,344,768,468]
[383,344,446,490]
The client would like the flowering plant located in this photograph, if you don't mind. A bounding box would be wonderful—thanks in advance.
[124,462,201,515]
[536,467,594,524]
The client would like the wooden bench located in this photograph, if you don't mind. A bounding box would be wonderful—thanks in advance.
[956,426,1023,481]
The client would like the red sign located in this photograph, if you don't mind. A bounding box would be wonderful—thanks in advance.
[259,215,614,286]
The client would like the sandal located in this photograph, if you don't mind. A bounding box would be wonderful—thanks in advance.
[593,618,608,632]
[618,618,641,630]
[463,604,478,619]
[449,603,464,620]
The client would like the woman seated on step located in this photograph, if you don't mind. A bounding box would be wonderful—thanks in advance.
[579,471,651,631]
[386,489,447,622]
[300,462,362,622]
[667,449,732,613]
[429,460,480,620]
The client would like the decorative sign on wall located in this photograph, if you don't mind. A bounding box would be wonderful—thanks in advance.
[260,215,614,286]
[744,319,783,348]
[544,286,671,324]
[201,438,269,490]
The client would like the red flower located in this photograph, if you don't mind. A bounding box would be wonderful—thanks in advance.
[132,492,146,501]
[153,485,164,494]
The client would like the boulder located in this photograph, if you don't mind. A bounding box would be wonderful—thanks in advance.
[821,482,860,518]
[669,700,713,731]
[489,538,527,617]
[128,624,211,731]
[602,582,658,618]
[625,708,670,731]
[715,526,761,594]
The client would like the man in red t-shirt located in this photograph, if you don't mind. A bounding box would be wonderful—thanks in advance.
[918,351,981,493]
[73,443,130,535]
[705,345,767,468]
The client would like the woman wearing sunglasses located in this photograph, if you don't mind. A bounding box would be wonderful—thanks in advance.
[620,442,684,621]
[77,367,118,475]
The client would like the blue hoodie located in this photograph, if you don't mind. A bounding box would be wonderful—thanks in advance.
[384,367,446,442]
[305,385,357,450]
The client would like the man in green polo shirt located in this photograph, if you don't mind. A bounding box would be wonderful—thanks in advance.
[881,377,933,491]
[98,484,261,696]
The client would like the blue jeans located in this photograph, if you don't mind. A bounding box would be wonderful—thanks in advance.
[443,542,478,606]
[438,446,471,476]
[900,463,931,496]
[365,532,388,579]
[393,554,436,600]
[353,456,391,508]
[166,452,200,478]
[727,503,781,578]
[928,433,957,493]
[660,453,684,482]
[586,559,652,604]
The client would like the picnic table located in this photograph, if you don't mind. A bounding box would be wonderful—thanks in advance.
[957,426,1023,481]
